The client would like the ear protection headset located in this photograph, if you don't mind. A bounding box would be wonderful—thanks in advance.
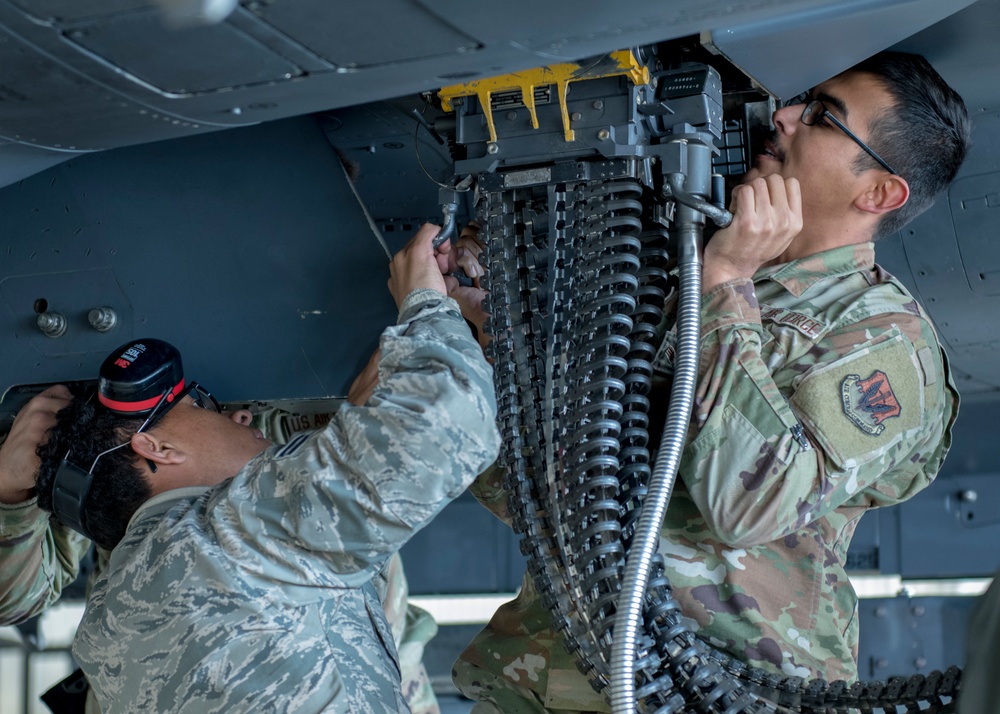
[51,339,185,539]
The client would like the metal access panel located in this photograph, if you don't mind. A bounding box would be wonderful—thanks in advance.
[0,115,397,420]
[857,595,977,680]
[893,398,1000,579]
[844,400,1000,580]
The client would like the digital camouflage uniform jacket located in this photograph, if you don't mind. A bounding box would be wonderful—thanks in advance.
[69,290,499,713]
[455,243,958,711]
[255,408,442,714]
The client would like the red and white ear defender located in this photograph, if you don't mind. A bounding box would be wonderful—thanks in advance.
[51,339,186,539]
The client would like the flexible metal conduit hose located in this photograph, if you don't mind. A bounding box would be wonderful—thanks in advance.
[610,172,732,713]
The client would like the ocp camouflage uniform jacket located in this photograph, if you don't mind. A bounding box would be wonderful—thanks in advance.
[0,458,90,624]
[71,290,499,714]
[456,242,957,710]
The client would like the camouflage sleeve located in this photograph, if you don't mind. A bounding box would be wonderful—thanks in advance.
[0,497,90,624]
[681,278,955,547]
[467,461,511,525]
[214,289,501,585]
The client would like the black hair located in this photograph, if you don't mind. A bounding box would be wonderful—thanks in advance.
[848,51,971,238]
[36,393,152,551]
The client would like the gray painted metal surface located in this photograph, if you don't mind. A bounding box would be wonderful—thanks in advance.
[0,0,965,186]
[0,116,396,418]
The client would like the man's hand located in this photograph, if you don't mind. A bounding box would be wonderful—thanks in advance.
[0,385,72,504]
[388,223,449,309]
[702,175,802,292]
[442,224,491,349]
[447,223,486,284]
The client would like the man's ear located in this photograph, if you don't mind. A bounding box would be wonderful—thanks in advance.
[131,431,186,467]
[856,174,909,215]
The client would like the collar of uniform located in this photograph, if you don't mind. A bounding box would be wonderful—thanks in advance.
[755,242,876,297]
[126,486,211,533]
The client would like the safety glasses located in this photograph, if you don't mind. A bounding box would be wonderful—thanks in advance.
[793,96,899,176]
[52,382,220,538]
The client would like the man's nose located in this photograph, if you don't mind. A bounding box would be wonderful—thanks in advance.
[228,409,253,426]
[772,104,798,135]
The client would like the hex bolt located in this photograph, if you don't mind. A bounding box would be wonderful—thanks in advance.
[571,112,582,122]
[912,605,925,617]
[592,100,604,110]
[914,657,928,669]
[506,111,517,121]
[88,307,118,332]
[597,129,610,141]
[959,489,978,503]
[37,311,67,338]
[486,142,499,155]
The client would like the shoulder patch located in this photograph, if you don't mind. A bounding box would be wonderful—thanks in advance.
[841,370,900,435]
[790,331,923,468]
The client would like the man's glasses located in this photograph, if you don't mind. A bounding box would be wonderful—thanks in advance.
[52,382,221,537]
[794,97,898,176]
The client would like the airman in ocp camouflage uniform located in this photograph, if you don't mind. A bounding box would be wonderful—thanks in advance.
[660,242,956,680]
[454,243,959,711]
[453,51,970,712]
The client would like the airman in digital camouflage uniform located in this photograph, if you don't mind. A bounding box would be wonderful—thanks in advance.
[451,51,971,712]
[0,159,443,714]
[2,223,498,713]
[0,378,443,714]
[255,406,442,714]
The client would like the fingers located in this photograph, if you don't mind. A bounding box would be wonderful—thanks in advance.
[0,384,72,503]
[443,222,485,279]
[387,223,449,309]
[455,247,484,282]
[734,176,801,238]
[448,285,492,351]
[459,222,483,246]
[702,175,802,290]
[33,384,73,413]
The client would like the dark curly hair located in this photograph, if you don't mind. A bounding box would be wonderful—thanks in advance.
[36,393,153,551]
[849,51,971,238]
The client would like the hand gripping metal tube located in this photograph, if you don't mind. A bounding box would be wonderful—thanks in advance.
[610,209,703,714]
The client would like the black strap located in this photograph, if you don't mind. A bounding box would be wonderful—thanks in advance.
[40,667,89,714]
[51,457,95,539]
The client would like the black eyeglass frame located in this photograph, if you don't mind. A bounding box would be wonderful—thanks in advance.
[51,381,220,539]
[799,98,898,176]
